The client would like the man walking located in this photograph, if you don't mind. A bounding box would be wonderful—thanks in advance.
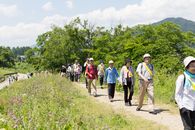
[136,54,157,114]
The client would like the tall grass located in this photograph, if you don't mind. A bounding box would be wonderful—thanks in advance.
[0,75,166,129]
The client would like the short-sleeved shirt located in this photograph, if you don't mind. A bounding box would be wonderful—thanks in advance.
[136,62,154,80]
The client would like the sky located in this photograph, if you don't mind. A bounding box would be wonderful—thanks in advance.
[0,0,195,47]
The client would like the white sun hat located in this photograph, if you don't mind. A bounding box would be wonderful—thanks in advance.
[143,53,151,59]
[89,58,94,61]
[109,60,114,64]
[183,56,195,67]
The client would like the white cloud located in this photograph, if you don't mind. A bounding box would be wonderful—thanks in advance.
[0,15,68,47]
[66,0,73,9]
[1,0,195,47]
[42,2,54,12]
[0,4,19,17]
[77,0,195,26]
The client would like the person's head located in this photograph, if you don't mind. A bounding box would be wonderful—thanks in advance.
[143,53,151,64]
[89,58,94,64]
[184,56,195,74]
[100,60,104,64]
[109,60,114,68]
[125,59,132,67]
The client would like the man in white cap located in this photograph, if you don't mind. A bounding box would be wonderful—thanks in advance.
[104,60,119,102]
[175,56,195,130]
[85,58,98,96]
[136,53,157,114]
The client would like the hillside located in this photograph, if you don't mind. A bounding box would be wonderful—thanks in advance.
[153,17,195,33]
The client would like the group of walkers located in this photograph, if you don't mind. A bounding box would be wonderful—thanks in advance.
[82,53,157,114]
[60,60,82,82]
[60,54,195,129]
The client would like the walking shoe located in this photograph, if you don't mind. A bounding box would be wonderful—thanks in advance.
[101,86,103,89]
[110,99,113,102]
[93,91,97,97]
[149,110,157,115]
[136,107,141,111]
[125,102,129,106]
[129,101,132,106]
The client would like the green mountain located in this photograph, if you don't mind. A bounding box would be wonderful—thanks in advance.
[153,17,195,33]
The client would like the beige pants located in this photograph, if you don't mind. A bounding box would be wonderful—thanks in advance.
[138,80,154,110]
[88,79,97,94]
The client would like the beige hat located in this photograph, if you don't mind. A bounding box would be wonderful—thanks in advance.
[89,58,94,61]
[184,56,195,67]
[143,53,151,59]
[109,60,114,64]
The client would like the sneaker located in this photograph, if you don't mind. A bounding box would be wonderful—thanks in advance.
[101,87,103,89]
[93,91,97,97]
[149,110,157,115]
[136,107,141,111]
[110,99,113,102]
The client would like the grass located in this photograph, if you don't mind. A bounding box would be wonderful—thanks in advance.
[0,62,35,75]
[0,75,167,129]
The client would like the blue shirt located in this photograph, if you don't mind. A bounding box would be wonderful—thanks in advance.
[104,67,119,84]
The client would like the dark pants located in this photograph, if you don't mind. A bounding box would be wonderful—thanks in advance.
[99,75,104,86]
[180,107,195,130]
[108,83,116,99]
[123,80,134,103]
[85,77,88,87]
[70,73,74,82]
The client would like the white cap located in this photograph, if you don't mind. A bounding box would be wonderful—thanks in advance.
[89,58,94,61]
[109,60,114,64]
[143,53,151,59]
[184,56,195,67]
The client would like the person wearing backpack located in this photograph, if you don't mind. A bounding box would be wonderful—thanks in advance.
[97,60,105,89]
[104,60,119,102]
[136,53,157,114]
[120,59,135,106]
[85,58,98,96]
[175,56,195,130]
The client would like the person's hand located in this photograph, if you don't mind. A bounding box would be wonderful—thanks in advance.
[144,78,149,83]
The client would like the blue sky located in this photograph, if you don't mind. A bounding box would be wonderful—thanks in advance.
[0,0,195,47]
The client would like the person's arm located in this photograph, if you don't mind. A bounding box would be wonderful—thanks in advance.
[132,67,135,86]
[175,75,184,109]
[115,68,119,81]
[120,67,124,84]
[104,69,108,83]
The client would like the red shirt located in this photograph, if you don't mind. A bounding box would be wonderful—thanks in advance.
[85,64,98,79]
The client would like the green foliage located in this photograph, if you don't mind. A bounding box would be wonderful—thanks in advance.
[0,75,166,129]
[25,18,195,74]
[0,47,14,67]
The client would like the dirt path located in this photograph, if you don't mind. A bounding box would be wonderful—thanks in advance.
[0,73,28,90]
[77,83,183,130]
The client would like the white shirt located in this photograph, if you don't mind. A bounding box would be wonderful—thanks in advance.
[136,62,154,80]
[175,74,195,111]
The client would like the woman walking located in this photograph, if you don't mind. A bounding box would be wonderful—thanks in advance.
[120,59,135,106]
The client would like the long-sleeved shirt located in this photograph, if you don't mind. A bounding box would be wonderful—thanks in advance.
[175,72,195,111]
[85,64,98,79]
[104,67,119,84]
[120,66,135,86]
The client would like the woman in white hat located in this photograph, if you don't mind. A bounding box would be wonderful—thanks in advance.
[104,60,119,102]
[175,56,195,130]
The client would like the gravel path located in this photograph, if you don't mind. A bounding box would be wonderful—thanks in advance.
[77,83,183,130]
[0,73,28,90]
